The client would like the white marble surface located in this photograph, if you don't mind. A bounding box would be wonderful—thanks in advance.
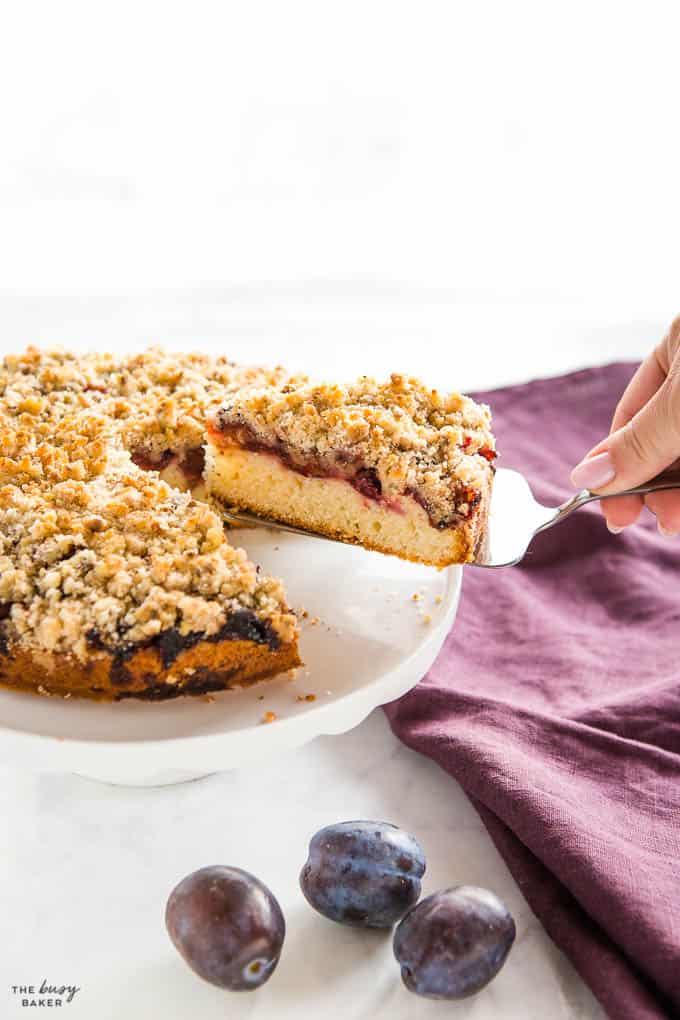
[0,292,658,1020]
[1,713,607,1020]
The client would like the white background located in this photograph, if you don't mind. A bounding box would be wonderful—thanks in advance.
[0,2,678,321]
[1,2,677,1018]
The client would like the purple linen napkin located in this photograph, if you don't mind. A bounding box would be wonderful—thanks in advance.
[384,364,680,1020]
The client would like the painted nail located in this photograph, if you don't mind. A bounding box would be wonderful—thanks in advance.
[658,522,678,538]
[570,451,616,491]
[606,522,624,534]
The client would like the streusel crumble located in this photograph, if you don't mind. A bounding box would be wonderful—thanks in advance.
[0,347,301,700]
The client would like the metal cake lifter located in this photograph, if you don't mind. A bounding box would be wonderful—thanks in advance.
[472,467,680,567]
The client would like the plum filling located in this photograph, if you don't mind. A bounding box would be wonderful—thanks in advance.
[208,421,403,507]
[131,446,206,485]
[131,448,175,473]
[86,609,280,688]
[353,467,383,501]
[0,603,10,654]
[179,446,206,485]
[407,486,482,530]
[209,421,482,529]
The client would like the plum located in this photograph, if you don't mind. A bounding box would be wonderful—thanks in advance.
[165,866,285,991]
[393,885,515,999]
[300,820,425,928]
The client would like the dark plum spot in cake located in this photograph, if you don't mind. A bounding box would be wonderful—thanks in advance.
[118,682,173,701]
[158,629,187,669]
[407,488,474,530]
[85,628,100,649]
[86,609,280,688]
[466,489,483,513]
[117,668,241,700]
[334,449,355,465]
[131,445,206,486]
[179,446,206,484]
[186,666,240,693]
[352,468,382,501]
[131,448,175,472]
[213,423,394,506]
[110,658,134,688]
[155,610,279,667]
[219,609,279,648]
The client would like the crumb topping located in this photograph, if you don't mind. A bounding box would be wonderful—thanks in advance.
[210,374,495,525]
[0,347,300,661]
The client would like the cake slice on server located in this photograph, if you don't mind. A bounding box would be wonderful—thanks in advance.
[206,374,496,567]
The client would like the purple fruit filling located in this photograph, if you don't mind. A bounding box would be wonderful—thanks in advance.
[210,422,397,506]
[210,420,481,529]
[131,446,206,485]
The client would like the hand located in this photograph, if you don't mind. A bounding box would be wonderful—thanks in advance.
[570,315,680,536]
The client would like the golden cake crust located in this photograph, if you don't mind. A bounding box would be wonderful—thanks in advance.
[0,639,300,701]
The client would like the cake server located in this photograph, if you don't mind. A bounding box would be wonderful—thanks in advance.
[219,467,680,569]
[471,466,680,567]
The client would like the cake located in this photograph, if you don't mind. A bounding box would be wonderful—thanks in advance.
[0,348,301,701]
[205,374,495,567]
[0,349,496,702]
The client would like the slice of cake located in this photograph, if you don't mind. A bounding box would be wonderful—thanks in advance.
[205,374,495,567]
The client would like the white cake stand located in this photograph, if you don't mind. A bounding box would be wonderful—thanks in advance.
[0,529,461,785]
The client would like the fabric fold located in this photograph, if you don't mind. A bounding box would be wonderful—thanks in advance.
[384,364,680,1020]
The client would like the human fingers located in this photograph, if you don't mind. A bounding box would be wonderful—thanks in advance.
[599,493,645,532]
[610,345,667,434]
[571,377,679,495]
[644,488,680,537]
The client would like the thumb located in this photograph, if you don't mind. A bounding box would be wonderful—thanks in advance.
[571,378,680,493]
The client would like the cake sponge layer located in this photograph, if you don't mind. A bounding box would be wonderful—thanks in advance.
[206,445,486,567]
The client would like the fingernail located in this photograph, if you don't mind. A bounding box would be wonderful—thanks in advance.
[570,451,616,491]
[607,522,624,534]
[658,522,678,538]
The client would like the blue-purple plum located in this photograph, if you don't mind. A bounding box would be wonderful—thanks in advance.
[300,821,426,928]
[393,885,515,999]
[165,866,285,990]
